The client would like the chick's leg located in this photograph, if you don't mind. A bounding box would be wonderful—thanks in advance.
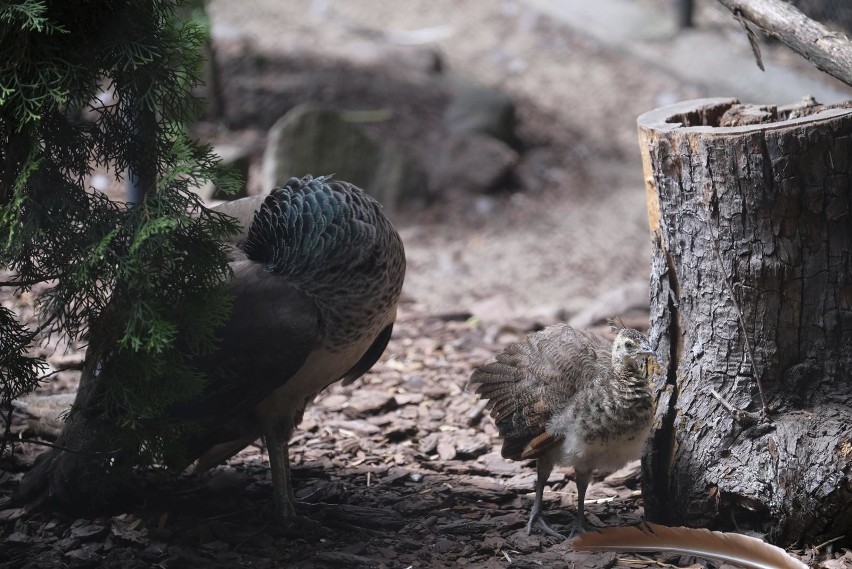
[526,456,566,540]
[570,468,593,537]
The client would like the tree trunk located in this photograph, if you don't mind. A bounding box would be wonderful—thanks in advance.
[637,97,852,545]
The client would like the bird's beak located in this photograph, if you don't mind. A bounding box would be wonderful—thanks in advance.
[638,347,657,358]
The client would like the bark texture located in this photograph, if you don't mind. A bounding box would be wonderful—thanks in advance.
[637,98,852,545]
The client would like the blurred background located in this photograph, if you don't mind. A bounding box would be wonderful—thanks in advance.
[191,0,852,326]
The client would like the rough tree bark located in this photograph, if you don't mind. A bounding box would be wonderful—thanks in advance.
[637,97,852,545]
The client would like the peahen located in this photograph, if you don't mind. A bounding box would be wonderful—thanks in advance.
[18,175,406,519]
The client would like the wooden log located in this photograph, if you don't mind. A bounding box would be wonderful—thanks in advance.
[638,97,852,544]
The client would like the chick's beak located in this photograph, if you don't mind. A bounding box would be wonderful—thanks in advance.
[638,345,657,358]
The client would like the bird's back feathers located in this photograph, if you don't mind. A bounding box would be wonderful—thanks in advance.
[245,176,381,283]
[471,324,612,460]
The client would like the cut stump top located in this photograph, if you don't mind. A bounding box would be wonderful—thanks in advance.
[637,97,852,135]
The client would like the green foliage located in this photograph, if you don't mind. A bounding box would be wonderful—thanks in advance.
[0,306,47,454]
[0,0,241,474]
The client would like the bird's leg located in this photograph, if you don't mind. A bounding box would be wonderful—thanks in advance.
[264,423,296,519]
[569,468,593,537]
[525,457,566,540]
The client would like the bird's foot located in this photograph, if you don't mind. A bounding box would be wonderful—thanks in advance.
[566,514,590,539]
[272,505,333,538]
[525,515,568,541]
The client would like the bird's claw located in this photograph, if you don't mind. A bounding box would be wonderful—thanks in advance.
[275,510,331,538]
[526,516,568,541]
[567,520,588,539]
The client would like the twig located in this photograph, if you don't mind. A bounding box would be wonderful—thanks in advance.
[703,215,769,416]
[813,534,844,553]
[0,433,117,455]
[36,368,64,382]
[732,9,764,71]
[0,275,62,287]
[715,0,852,88]
[233,523,270,551]
[709,388,762,426]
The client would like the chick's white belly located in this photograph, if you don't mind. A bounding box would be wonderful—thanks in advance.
[255,342,370,428]
[549,410,651,473]
[562,429,650,473]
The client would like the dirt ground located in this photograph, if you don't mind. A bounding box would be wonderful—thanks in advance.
[1,1,847,568]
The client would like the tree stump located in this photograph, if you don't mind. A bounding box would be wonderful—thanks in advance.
[637,97,852,545]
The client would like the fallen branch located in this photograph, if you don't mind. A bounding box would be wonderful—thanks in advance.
[716,0,852,88]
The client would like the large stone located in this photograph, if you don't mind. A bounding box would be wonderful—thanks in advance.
[262,104,429,209]
[443,78,517,147]
[430,131,518,194]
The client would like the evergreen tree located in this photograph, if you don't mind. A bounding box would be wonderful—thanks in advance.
[0,0,240,475]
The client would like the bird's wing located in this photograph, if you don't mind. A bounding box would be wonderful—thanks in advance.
[340,323,394,386]
[470,324,611,460]
[173,259,320,444]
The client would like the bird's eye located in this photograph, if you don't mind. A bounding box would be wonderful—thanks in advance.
[624,340,635,348]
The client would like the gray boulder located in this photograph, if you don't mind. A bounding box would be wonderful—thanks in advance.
[443,78,517,147]
[262,104,429,209]
[430,132,518,194]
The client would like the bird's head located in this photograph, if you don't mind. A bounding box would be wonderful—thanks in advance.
[610,325,657,374]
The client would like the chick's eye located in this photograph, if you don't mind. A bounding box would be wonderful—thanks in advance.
[624,340,635,348]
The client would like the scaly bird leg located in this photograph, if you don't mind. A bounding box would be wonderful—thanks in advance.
[263,424,296,519]
[525,458,566,540]
[569,468,593,538]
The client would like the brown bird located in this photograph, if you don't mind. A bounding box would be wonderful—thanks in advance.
[470,319,656,539]
[185,174,406,518]
[18,175,406,520]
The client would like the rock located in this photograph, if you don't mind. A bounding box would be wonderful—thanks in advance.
[430,132,518,194]
[568,280,650,329]
[383,417,417,442]
[469,295,519,325]
[602,459,641,487]
[419,432,440,454]
[336,419,382,435]
[342,389,397,417]
[455,434,491,458]
[478,451,519,476]
[443,77,517,147]
[204,467,253,494]
[110,514,149,547]
[437,438,457,461]
[64,545,101,563]
[262,104,429,210]
[343,44,443,77]
[70,522,109,541]
[12,392,77,438]
[514,146,565,194]
[394,392,424,406]
[6,531,33,544]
